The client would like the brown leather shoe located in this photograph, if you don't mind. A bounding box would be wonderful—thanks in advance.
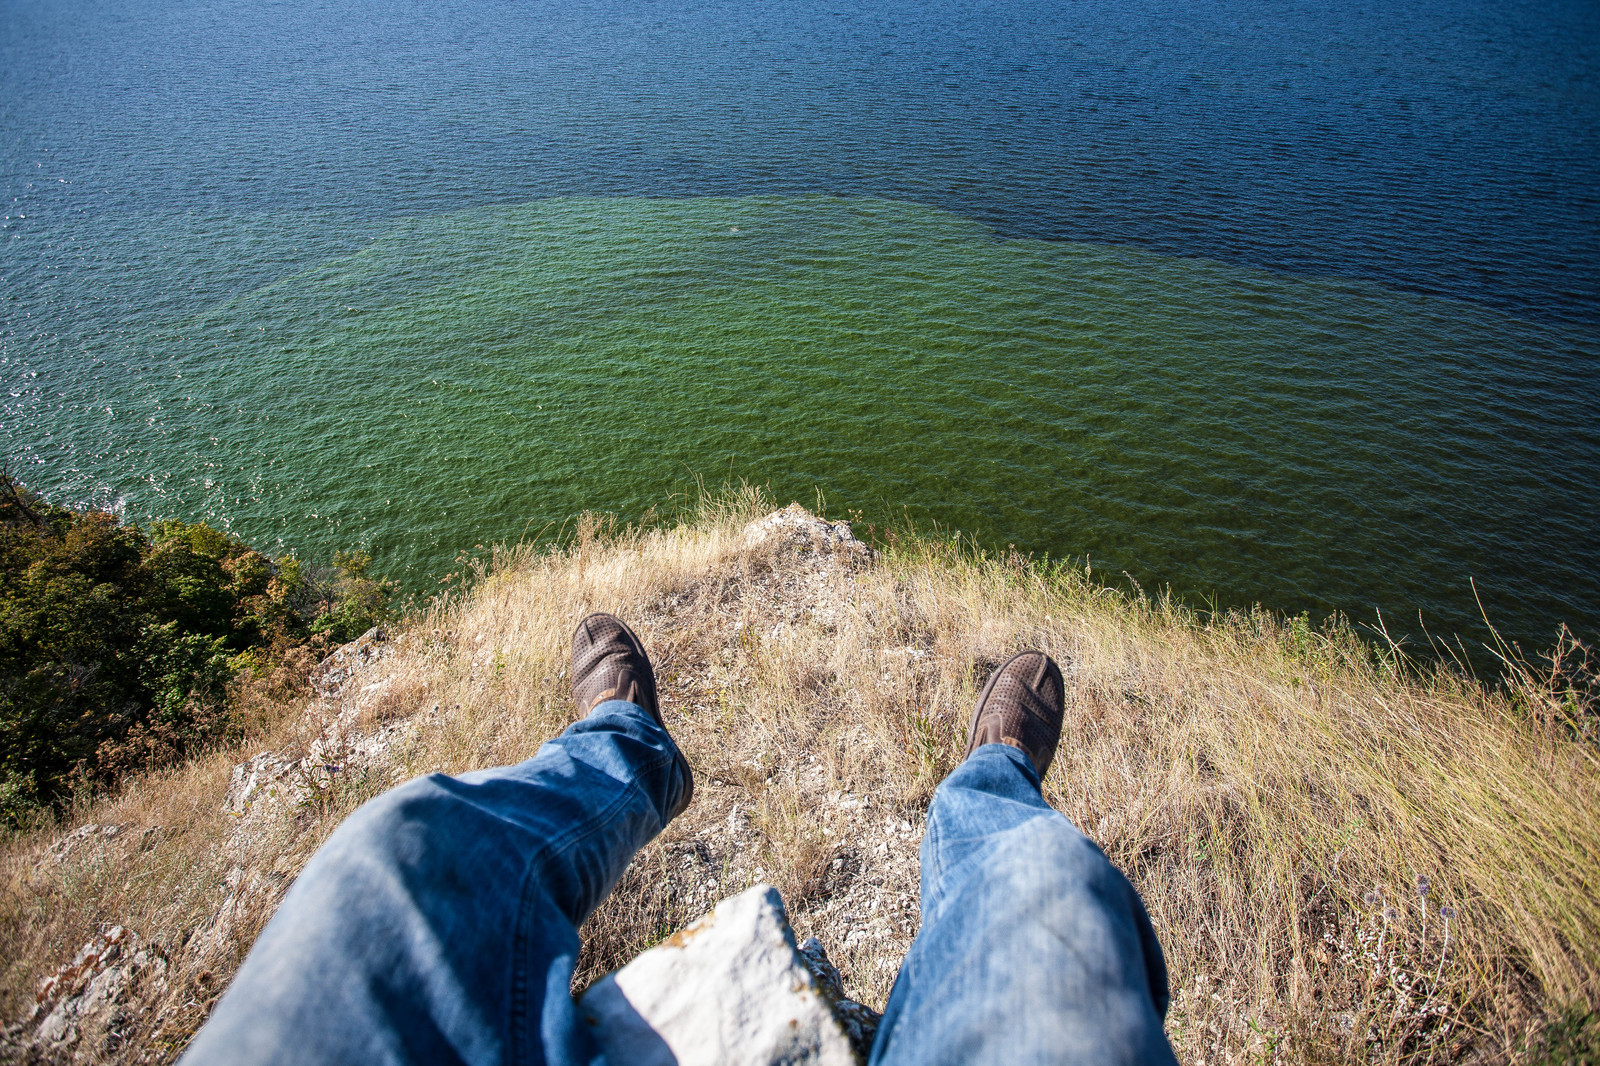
[571,612,693,814]
[572,612,661,719]
[962,650,1066,778]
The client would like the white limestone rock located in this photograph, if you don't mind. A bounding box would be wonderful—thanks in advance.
[743,503,869,557]
[578,884,859,1066]
[27,926,169,1052]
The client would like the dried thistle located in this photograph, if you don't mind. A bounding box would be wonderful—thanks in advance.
[1378,906,1398,955]
[1418,876,1431,943]
[1435,905,1457,988]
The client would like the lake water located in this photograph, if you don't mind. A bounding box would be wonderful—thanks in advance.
[3,0,1597,660]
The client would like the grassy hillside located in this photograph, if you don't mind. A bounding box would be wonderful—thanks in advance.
[2,489,1596,1063]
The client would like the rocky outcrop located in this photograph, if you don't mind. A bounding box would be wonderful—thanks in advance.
[225,627,408,815]
[10,927,169,1061]
[742,504,871,560]
[796,937,881,1058]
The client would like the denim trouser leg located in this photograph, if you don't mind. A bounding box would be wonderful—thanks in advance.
[179,700,687,1066]
[870,744,1177,1066]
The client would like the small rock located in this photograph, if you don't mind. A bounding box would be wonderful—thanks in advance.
[797,937,881,1059]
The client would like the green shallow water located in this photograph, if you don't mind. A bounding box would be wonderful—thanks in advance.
[16,195,1599,650]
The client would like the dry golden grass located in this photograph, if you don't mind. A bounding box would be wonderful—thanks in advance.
[2,486,1596,1064]
[875,536,1599,1062]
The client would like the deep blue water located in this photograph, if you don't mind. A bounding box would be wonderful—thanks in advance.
[2,0,1597,660]
[7,0,1596,318]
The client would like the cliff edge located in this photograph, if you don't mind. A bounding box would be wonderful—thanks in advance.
[3,494,1596,1064]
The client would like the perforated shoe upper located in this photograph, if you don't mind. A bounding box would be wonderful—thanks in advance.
[963,650,1066,779]
[572,612,660,723]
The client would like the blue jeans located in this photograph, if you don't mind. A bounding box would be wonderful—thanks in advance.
[181,701,1175,1065]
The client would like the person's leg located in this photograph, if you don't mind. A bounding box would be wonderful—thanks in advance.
[181,615,692,1066]
[870,654,1176,1066]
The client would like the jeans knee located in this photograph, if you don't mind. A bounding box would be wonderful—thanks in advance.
[1050,821,1110,870]
[990,815,1120,894]
[320,773,457,872]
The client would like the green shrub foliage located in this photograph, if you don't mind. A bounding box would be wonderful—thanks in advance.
[0,475,394,822]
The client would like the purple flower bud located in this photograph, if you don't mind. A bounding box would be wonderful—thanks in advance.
[1440,905,1457,920]
[1416,875,1430,897]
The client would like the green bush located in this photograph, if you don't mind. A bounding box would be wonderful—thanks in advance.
[0,475,395,823]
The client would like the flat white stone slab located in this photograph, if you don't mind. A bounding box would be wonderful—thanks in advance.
[577,884,859,1066]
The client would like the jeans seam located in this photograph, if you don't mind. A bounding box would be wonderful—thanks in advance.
[508,745,680,1066]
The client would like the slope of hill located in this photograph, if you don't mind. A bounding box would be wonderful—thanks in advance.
[3,491,1596,1064]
